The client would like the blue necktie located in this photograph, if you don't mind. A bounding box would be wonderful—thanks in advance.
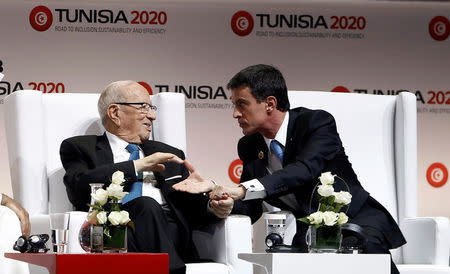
[122,144,143,204]
[270,140,284,163]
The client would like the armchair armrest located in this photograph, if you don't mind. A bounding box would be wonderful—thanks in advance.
[192,215,253,274]
[400,217,450,265]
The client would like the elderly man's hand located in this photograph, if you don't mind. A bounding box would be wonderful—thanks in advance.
[209,185,246,201]
[172,160,215,194]
[209,197,234,219]
[2,194,30,237]
[135,152,184,172]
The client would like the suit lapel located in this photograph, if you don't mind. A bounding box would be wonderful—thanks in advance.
[283,110,300,165]
[252,134,269,178]
[96,133,114,164]
[140,141,173,196]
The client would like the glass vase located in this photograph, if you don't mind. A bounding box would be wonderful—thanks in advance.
[307,225,342,253]
[78,183,104,253]
[103,226,127,253]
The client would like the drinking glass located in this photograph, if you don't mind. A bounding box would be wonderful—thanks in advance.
[50,213,70,253]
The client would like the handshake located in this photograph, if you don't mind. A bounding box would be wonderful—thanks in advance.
[172,160,246,218]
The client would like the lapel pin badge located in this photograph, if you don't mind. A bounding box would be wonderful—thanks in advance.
[258,151,264,159]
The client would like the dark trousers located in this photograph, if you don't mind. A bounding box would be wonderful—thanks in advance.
[122,197,186,274]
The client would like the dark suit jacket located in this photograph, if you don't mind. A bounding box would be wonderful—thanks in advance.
[232,107,406,249]
[60,133,216,257]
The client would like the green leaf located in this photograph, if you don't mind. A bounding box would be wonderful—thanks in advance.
[326,196,335,204]
[104,226,111,239]
[298,217,310,224]
[127,221,135,231]
[111,202,120,212]
[87,204,103,211]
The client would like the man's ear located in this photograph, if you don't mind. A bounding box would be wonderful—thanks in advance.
[265,96,277,112]
[107,104,121,126]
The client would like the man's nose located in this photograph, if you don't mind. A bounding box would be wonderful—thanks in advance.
[147,109,156,121]
[232,108,241,119]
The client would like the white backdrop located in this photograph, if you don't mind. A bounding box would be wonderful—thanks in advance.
[0,0,449,219]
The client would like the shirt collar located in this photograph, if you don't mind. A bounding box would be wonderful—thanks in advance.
[105,131,134,153]
[263,111,289,149]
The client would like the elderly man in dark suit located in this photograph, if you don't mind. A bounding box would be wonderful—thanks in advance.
[60,80,233,274]
[174,64,405,274]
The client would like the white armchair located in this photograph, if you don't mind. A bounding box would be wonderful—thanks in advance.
[284,90,449,273]
[4,90,252,274]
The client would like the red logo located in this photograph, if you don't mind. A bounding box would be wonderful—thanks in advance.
[429,16,450,41]
[138,81,153,95]
[228,159,243,184]
[231,11,254,37]
[331,86,350,93]
[426,162,448,187]
[29,6,53,32]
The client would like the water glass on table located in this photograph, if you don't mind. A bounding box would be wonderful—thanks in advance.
[50,213,70,253]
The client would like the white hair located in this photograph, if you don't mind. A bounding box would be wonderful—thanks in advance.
[97,80,137,126]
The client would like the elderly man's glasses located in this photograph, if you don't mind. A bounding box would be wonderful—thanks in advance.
[115,102,157,113]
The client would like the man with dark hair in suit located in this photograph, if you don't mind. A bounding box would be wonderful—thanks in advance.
[60,80,233,274]
[174,64,406,274]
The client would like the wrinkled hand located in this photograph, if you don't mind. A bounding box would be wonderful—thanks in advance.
[209,185,246,201]
[209,196,234,219]
[172,160,215,194]
[2,194,30,237]
[135,152,184,172]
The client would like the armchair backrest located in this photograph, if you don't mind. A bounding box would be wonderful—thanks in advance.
[287,91,418,224]
[4,90,186,215]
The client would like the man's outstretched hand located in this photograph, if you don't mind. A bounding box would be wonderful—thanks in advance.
[172,160,215,194]
[135,152,184,172]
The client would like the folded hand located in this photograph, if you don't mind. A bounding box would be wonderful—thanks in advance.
[209,197,234,219]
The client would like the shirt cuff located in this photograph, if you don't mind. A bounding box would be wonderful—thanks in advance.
[240,179,267,200]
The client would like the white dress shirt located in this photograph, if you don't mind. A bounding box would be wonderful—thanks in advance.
[105,131,166,205]
[240,112,290,200]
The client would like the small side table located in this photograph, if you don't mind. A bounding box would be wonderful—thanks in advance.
[238,253,390,274]
[5,253,169,274]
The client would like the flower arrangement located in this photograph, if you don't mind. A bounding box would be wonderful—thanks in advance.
[299,172,352,227]
[87,171,133,241]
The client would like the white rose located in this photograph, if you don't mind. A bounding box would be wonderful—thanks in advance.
[319,172,335,185]
[118,211,131,225]
[334,191,352,205]
[111,171,125,185]
[307,211,323,225]
[96,211,107,225]
[108,211,122,226]
[317,184,334,197]
[322,211,338,226]
[91,188,108,206]
[337,212,349,225]
[107,183,128,200]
